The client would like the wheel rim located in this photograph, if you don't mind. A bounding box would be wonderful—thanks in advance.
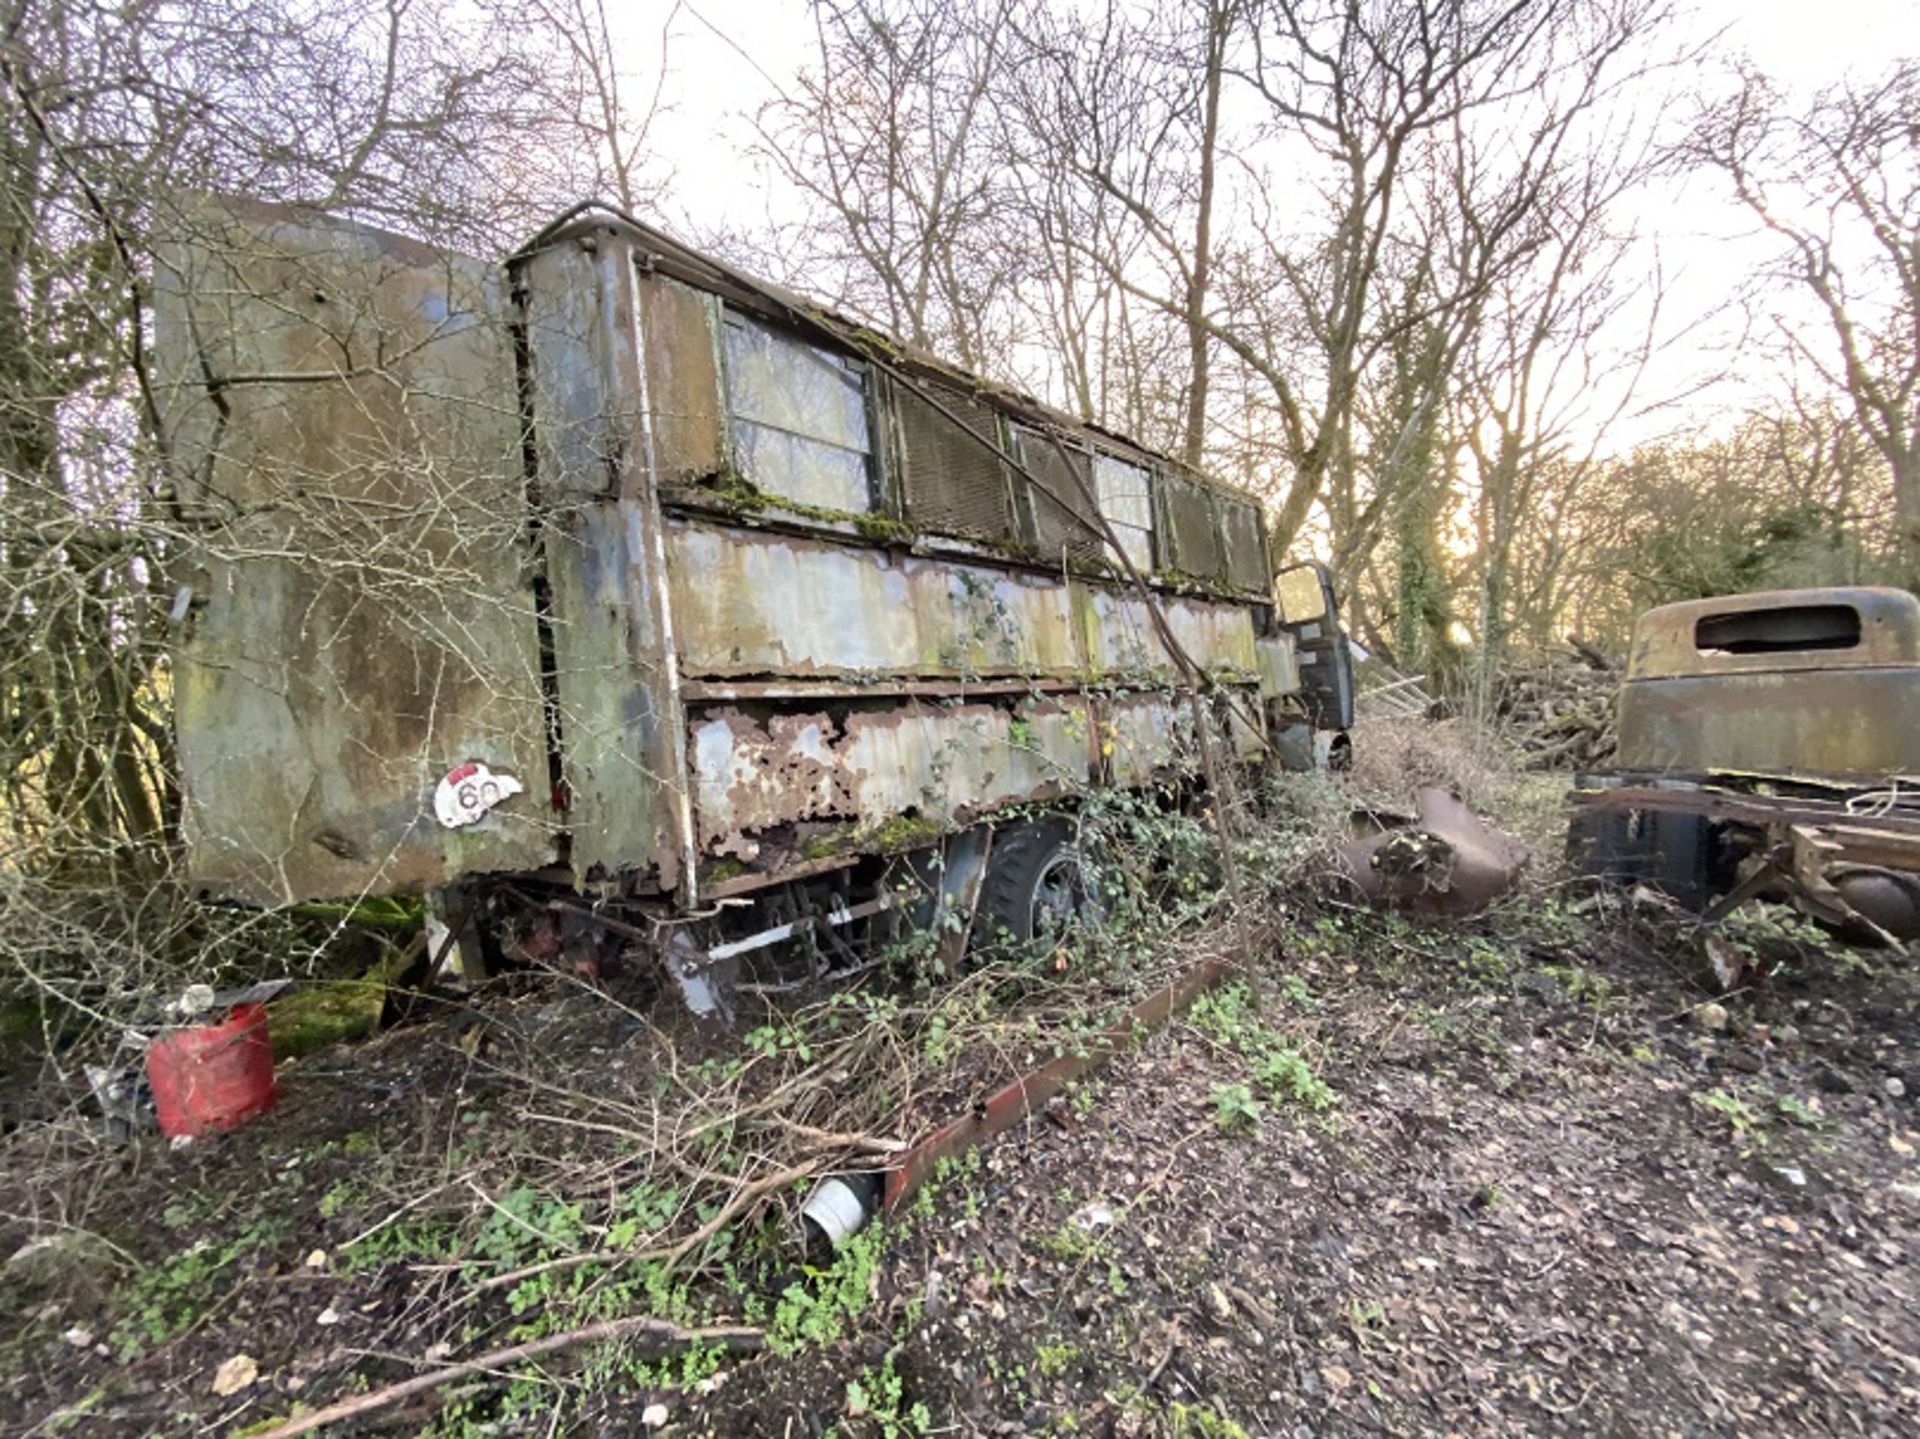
[1028,848,1096,944]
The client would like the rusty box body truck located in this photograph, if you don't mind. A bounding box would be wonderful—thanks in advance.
[1570,586,1920,942]
[155,199,1349,1012]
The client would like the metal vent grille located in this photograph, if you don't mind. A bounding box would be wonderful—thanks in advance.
[1218,498,1269,591]
[895,381,1016,540]
[1162,474,1224,581]
[1013,427,1103,563]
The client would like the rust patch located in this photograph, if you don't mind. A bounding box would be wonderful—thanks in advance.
[638,272,725,482]
[690,697,1094,861]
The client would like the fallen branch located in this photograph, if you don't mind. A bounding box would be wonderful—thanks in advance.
[247,1315,764,1439]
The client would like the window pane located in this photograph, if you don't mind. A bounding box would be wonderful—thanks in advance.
[723,312,872,512]
[1095,452,1154,570]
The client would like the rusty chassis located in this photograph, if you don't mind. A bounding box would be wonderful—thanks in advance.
[1570,770,1920,943]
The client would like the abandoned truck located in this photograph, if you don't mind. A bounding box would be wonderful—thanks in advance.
[155,198,1351,1008]
[1569,586,1920,942]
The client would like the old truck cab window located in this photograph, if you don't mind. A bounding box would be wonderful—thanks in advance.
[722,310,874,513]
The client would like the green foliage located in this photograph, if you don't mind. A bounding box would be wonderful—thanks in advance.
[1167,1402,1251,1439]
[1190,983,1336,1117]
[111,1218,286,1359]
[769,1222,885,1355]
[1693,1086,1762,1141]
[845,1353,932,1437]
[1210,1080,1263,1131]
[1776,1093,1823,1128]
[1035,1342,1080,1377]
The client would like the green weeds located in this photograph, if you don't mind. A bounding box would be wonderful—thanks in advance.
[1190,983,1335,1123]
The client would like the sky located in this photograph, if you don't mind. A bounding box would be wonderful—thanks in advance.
[606,0,1916,452]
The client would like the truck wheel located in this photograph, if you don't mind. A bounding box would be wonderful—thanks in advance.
[974,819,1100,959]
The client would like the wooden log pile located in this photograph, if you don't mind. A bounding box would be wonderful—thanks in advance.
[1494,643,1620,771]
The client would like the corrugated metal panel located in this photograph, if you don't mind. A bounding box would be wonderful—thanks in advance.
[896,379,1018,540]
[1013,426,1103,564]
[1219,497,1269,592]
[1162,473,1224,581]
[156,199,555,903]
[667,520,1081,679]
[723,309,873,512]
[639,273,725,483]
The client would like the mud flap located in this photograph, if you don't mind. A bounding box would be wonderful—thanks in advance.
[663,927,738,1033]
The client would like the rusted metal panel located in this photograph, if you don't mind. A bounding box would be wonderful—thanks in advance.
[1617,587,1920,781]
[1617,669,1920,778]
[1227,691,1267,760]
[668,520,1082,679]
[518,232,687,887]
[1626,586,1920,679]
[638,273,726,483]
[156,197,516,516]
[158,200,553,903]
[1255,635,1299,697]
[688,698,1092,858]
[1100,693,1190,787]
[1077,589,1259,680]
[1337,788,1530,917]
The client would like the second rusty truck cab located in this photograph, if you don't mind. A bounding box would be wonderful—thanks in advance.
[1573,586,1920,941]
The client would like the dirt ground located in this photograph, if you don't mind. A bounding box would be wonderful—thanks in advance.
[2,875,1916,1437]
[682,900,1920,1438]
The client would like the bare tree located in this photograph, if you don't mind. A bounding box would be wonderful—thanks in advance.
[0,0,619,1014]
[1453,120,1663,700]
[521,0,676,213]
[754,0,1022,372]
[1689,62,1920,592]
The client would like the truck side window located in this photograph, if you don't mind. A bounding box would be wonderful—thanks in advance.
[1094,452,1154,573]
[722,310,874,513]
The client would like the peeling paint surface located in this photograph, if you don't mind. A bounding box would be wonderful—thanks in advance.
[668,521,1082,679]
[1077,588,1258,679]
[668,519,1258,683]
[690,698,1093,856]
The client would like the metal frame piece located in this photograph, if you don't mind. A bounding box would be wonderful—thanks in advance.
[879,955,1232,1212]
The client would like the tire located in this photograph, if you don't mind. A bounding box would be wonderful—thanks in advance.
[973,819,1100,960]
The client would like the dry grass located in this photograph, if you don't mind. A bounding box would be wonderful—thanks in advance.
[1344,714,1517,814]
[1342,713,1576,883]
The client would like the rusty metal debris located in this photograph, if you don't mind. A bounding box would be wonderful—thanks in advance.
[1337,788,1531,917]
[1573,779,1920,943]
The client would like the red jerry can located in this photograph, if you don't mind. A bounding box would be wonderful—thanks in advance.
[146,1003,278,1138]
